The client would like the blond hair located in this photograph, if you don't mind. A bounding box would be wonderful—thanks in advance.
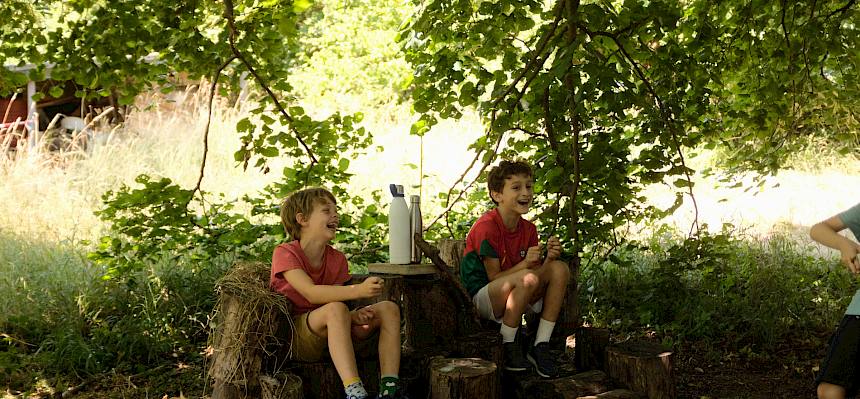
[280,187,337,240]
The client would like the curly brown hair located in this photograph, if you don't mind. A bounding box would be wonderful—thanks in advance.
[487,160,533,204]
[280,187,337,240]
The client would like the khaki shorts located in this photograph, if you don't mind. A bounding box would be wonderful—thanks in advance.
[289,310,380,362]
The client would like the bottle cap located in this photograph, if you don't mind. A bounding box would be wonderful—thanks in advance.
[410,195,420,203]
[389,184,404,197]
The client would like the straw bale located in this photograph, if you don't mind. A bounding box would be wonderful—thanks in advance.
[208,260,295,389]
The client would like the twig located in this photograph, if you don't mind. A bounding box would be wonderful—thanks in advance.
[424,129,505,232]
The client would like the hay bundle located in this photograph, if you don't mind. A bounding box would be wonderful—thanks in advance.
[208,260,295,393]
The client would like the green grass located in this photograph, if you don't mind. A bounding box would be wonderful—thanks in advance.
[581,226,856,355]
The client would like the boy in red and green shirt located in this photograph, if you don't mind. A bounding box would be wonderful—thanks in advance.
[460,160,571,378]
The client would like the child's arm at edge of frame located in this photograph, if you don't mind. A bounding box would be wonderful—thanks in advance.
[283,269,383,304]
[810,215,860,274]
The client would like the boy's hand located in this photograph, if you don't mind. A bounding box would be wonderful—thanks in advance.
[839,244,860,275]
[525,244,542,267]
[545,236,562,261]
[357,276,384,298]
[351,306,375,326]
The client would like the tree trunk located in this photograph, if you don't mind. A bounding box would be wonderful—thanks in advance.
[429,357,498,399]
[605,340,675,399]
[260,373,302,399]
[573,327,610,372]
[559,256,581,338]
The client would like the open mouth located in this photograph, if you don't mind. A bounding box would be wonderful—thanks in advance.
[517,199,530,207]
[326,222,338,230]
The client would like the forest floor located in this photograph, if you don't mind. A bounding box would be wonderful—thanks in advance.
[5,332,833,399]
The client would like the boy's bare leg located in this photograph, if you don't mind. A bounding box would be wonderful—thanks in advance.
[532,260,570,322]
[352,301,401,376]
[307,302,360,382]
[817,382,846,399]
[486,269,541,326]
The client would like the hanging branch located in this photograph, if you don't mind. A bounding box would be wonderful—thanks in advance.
[222,0,317,166]
[582,26,701,237]
[188,55,237,209]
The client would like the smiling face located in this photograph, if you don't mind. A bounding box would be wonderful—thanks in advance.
[491,173,534,216]
[297,197,339,242]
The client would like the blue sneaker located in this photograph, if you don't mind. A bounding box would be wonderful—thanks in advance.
[503,341,531,371]
[527,342,558,378]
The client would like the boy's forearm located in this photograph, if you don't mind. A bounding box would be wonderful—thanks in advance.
[810,223,856,251]
[304,284,362,304]
[490,259,532,280]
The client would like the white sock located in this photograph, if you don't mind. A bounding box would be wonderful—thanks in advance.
[500,323,519,343]
[534,318,555,345]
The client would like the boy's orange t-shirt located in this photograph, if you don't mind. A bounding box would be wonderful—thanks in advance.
[270,240,351,315]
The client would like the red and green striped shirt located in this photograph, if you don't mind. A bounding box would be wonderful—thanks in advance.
[460,208,538,297]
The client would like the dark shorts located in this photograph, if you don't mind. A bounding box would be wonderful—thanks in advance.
[816,315,860,396]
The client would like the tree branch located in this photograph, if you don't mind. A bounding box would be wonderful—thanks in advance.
[491,0,566,109]
[189,55,237,209]
[222,0,318,165]
[826,0,856,18]
[581,26,700,237]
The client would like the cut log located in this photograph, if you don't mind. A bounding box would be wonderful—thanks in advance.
[516,370,616,399]
[260,373,302,399]
[430,357,498,399]
[606,340,675,399]
[577,389,641,399]
[573,327,610,372]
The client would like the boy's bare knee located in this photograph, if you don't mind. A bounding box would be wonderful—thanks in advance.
[521,272,540,291]
[817,382,846,399]
[551,260,570,281]
[321,301,350,320]
[376,300,400,318]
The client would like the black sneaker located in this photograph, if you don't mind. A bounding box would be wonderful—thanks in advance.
[503,341,531,371]
[527,342,558,378]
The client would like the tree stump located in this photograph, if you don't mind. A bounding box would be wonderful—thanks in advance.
[260,373,302,399]
[605,340,675,399]
[429,357,498,399]
[573,327,610,372]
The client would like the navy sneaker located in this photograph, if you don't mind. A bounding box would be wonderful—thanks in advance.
[527,342,558,378]
[503,341,531,371]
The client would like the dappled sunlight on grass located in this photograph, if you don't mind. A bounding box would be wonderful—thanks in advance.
[642,153,860,256]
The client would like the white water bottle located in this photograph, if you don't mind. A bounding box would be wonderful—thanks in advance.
[388,184,411,264]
